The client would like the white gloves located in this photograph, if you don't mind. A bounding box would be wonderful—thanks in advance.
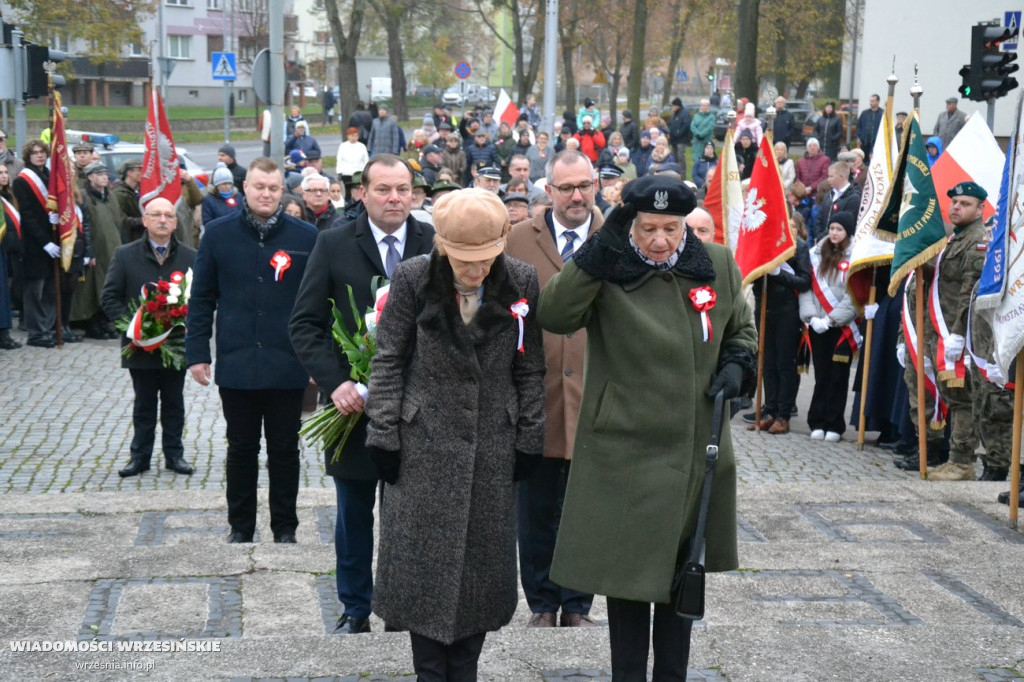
[48,213,59,225]
[987,365,1007,387]
[896,343,906,368]
[944,334,965,363]
[769,265,781,276]
[43,242,61,258]
[779,262,795,275]
[810,317,830,334]
[863,303,879,320]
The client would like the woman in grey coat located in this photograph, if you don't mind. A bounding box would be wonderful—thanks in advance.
[365,188,546,680]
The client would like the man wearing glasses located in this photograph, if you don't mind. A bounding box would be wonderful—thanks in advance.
[101,198,197,478]
[505,149,601,628]
[301,173,344,231]
[186,157,318,544]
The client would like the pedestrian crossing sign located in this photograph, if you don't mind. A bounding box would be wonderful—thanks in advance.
[212,52,237,81]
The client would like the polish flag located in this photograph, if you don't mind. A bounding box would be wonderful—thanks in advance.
[494,88,520,129]
[140,90,182,208]
[931,112,1004,222]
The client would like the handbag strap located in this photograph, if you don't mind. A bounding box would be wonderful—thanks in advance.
[685,390,726,565]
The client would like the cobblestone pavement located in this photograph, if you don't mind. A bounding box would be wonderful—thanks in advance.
[0,331,909,494]
[2,328,1023,682]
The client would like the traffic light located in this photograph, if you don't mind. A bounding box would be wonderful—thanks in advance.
[706,69,714,82]
[965,22,1019,102]
[24,43,67,99]
[958,64,972,99]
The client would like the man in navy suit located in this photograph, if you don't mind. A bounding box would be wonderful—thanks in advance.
[290,154,436,634]
[186,157,318,545]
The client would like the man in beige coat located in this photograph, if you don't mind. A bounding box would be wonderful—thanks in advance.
[505,149,603,628]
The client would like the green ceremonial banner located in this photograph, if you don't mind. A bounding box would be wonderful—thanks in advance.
[886,113,948,297]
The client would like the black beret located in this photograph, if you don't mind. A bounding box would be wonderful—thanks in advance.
[620,175,696,217]
[947,181,987,202]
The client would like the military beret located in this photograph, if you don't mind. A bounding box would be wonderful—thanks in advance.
[620,175,696,217]
[429,179,462,195]
[72,141,95,153]
[83,161,107,176]
[947,181,987,202]
[412,173,429,189]
[118,158,143,175]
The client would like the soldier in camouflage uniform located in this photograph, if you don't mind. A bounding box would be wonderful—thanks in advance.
[967,308,1013,481]
[927,182,989,481]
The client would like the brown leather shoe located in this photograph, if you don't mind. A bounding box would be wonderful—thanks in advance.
[747,417,775,431]
[768,418,790,435]
[559,612,598,627]
[527,612,557,627]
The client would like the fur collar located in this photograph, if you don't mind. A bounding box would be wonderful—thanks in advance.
[415,250,524,348]
[573,226,716,284]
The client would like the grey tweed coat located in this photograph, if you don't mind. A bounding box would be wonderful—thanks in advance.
[364,250,546,644]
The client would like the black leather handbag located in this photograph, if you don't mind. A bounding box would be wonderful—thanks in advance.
[672,390,726,620]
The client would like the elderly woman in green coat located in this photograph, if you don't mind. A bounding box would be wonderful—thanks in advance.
[538,175,756,681]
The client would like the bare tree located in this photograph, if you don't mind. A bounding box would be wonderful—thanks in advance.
[582,0,631,127]
[365,0,413,120]
[734,0,759,101]
[324,0,366,116]
[661,0,697,107]
[558,1,586,113]
[473,0,544,102]
[625,0,647,119]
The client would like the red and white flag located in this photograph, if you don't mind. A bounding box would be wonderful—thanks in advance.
[140,90,181,208]
[45,92,80,272]
[703,128,743,249]
[494,88,520,129]
[735,135,795,284]
[931,112,1003,223]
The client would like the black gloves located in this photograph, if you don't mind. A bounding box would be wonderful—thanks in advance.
[513,450,542,482]
[598,202,637,248]
[370,447,401,484]
[706,362,744,400]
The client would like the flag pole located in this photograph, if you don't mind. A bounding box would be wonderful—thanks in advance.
[754,275,768,432]
[1010,352,1023,528]
[45,61,63,349]
[857,267,877,450]
[910,72,927,479]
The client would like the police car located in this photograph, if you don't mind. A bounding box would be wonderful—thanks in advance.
[66,131,211,189]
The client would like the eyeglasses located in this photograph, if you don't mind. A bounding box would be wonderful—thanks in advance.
[552,182,594,197]
[303,188,328,194]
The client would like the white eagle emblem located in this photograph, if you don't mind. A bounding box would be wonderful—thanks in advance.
[653,190,669,211]
[740,188,767,232]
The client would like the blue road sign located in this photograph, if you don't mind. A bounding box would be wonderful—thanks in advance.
[212,52,237,81]
[677,69,689,83]
[1005,11,1021,51]
[454,61,472,80]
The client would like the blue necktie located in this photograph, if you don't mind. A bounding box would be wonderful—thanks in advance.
[560,231,576,263]
[382,235,400,278]
[156,245,167,258]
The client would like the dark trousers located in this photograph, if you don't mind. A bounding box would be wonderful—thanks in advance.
[517,458,593,615]
[219,387,303,538]
[129,368,186,463]
[22,276,55,341]
[761,308,802,419]
[0,250,11,330]
[333,475,378,620]
[606,597,693,682]
[807,327,853,434]
[409,631,486,682]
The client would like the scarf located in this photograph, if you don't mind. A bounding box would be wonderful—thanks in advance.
[242,199,283,240]
[454,280,483,325]
[629,234,684,271]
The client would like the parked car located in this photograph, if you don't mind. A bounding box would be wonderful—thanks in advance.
[442,85,464,107]
[412,86,442,99]
[66,131,211,189]
[801,111,856,147]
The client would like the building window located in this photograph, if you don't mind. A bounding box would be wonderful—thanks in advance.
[128,41,145,57]
[207,0,221,9]
[50,34,70,52]
[168,35,192,59]
[207,34,224,61]
[165,0,190,6]
[237,89,247,103]
[314,31,329,45]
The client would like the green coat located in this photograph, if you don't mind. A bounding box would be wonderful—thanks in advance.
[537,232,756,603]
[71,187,126,322]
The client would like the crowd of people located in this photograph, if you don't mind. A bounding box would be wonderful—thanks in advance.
[0,87,1019,681]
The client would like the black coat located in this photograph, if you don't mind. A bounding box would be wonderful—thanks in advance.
[289,211,435,480]
[772,109,797,146]
[619,119,639,151]
[815,184,861,240]
[185,206,318,390]
[12,166,53,280]
[753,237,812,315]
[101,237,197,369]
[669,107,692,145]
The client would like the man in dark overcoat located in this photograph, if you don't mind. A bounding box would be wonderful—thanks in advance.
[289,154,435,634]
[505,150,602,628]
[186,157,318,544]
[101,197,196,478]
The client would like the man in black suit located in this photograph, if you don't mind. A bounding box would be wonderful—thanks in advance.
[290,154,436,634]
[101,197,197,478]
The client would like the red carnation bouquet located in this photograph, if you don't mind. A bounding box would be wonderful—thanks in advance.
[114,268,193,370]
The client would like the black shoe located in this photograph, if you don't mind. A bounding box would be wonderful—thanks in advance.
[26,336,57,348]
[60,326,82,343]
[895,450,947,470]
[892,440,917,456]
[979,465,1009,482]
[334,613,371,634]
[997,476,1024,505]
[227,531,253,543]
[165,457,194,475]
[274,533,297,544]
[0,330,20,349]
[790,406,799,417]
[118,458,151,477]
[742,412,756,425]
